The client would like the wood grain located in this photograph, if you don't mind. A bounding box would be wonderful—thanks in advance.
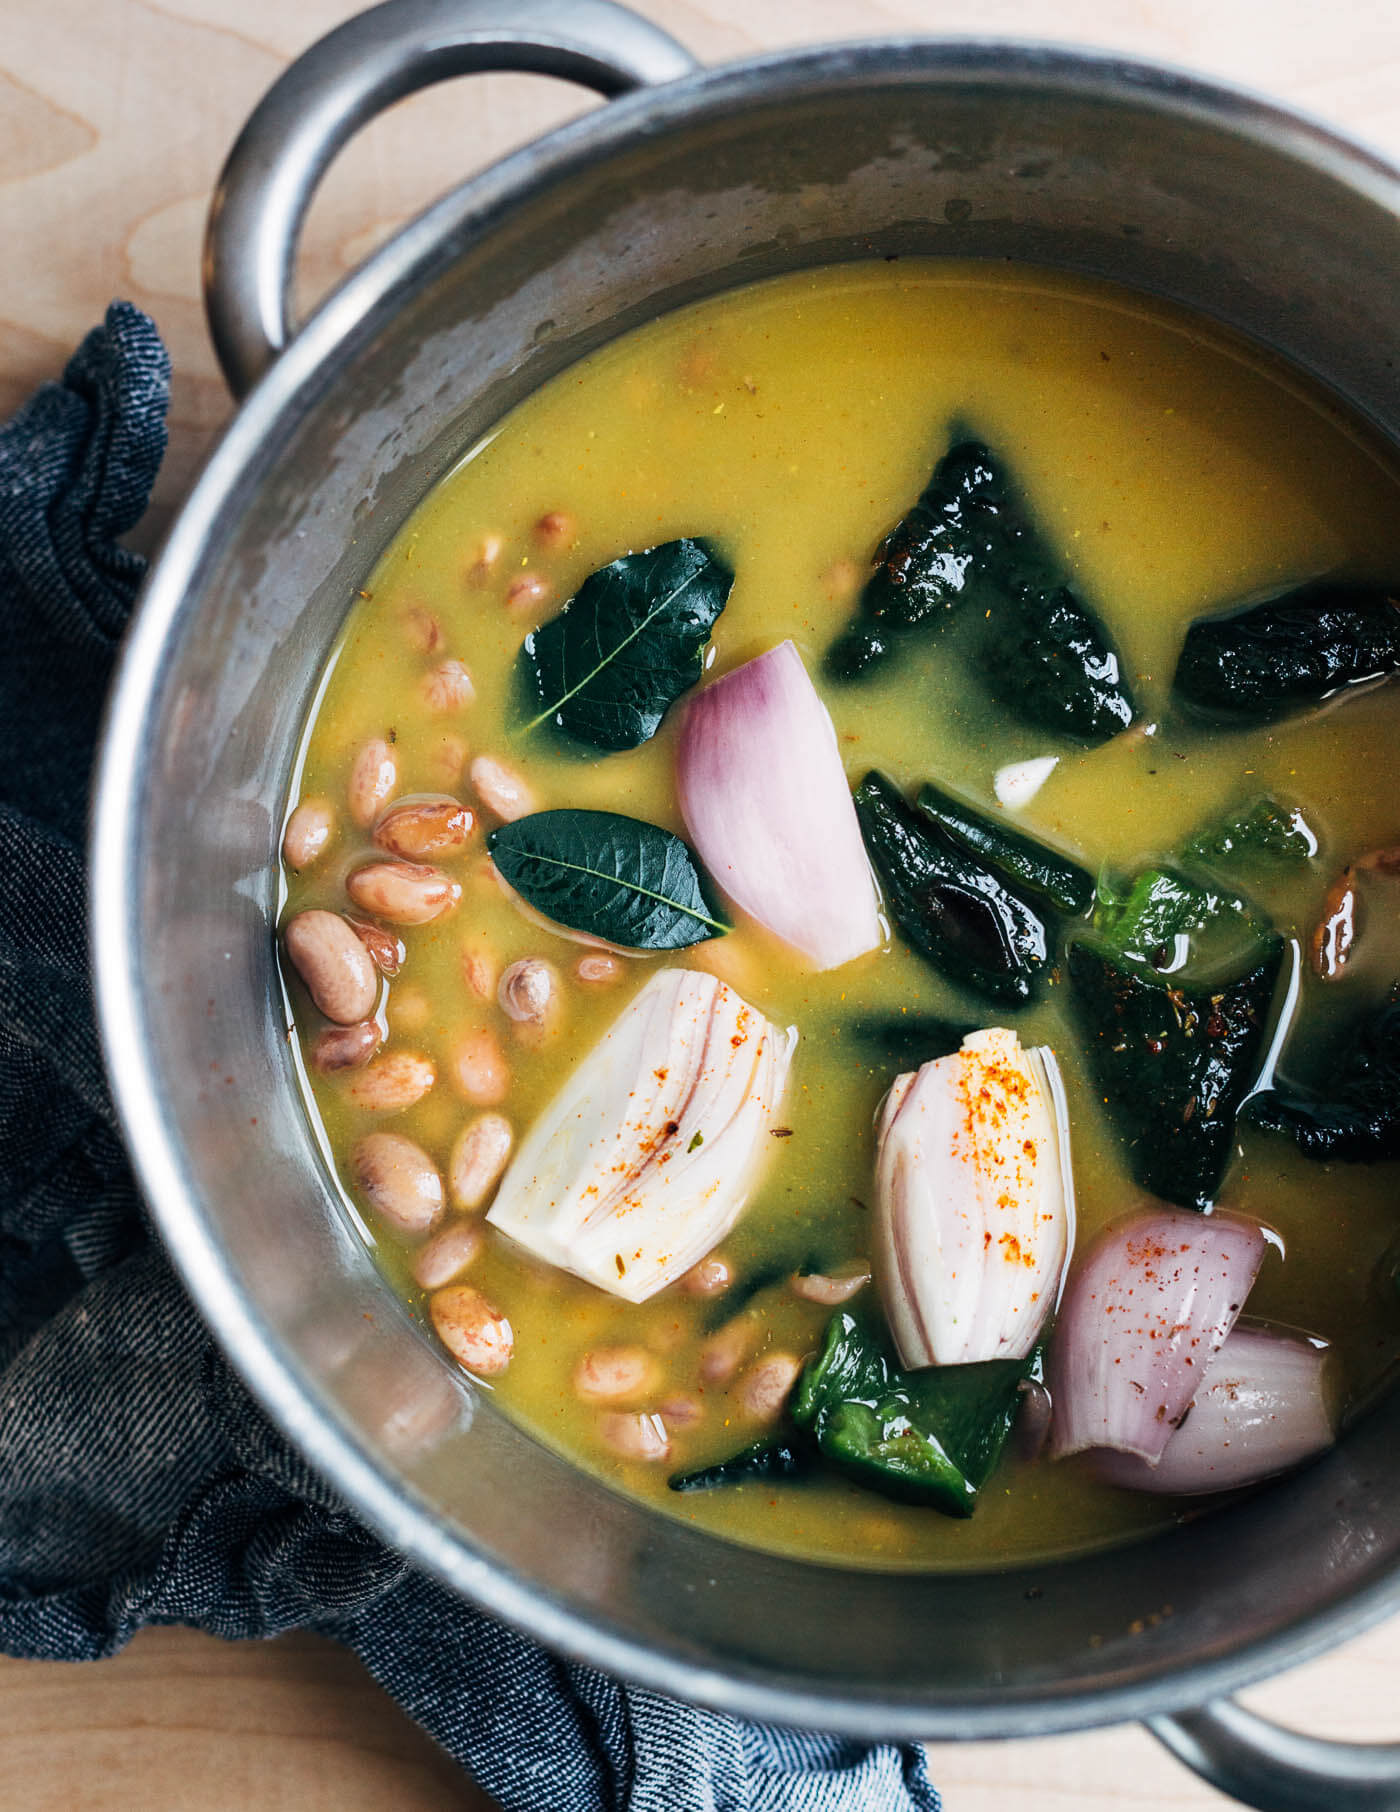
[3,0,1400,1806]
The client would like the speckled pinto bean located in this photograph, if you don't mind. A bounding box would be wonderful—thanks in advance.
[533,510,575,550]
[497,958,559,1025]
[431,1283,512,1376]
[790,1267,871,1306]
[346,860,460,925]
[283,910,378,1024]
[282,798,335,870]
[451,1026,510,1105]
[349,918,404,975]
[372,798,475,861]
[466,533,504,586]
[573,1346,658,1404]
[469,754,535,822]
[736,1352,802,1422]
[352,1131,444,1236]
[506,572,551,615]
[698,1313,760,1384]
[348,737,398,828]
[680,1254,732,1297]
[345,1050,436,1113]
[598,1411,670,1462]
[421,658,476,714]
[449,1112,513,1209]
[310,1019,381,1073]
[412,1218,483,1290]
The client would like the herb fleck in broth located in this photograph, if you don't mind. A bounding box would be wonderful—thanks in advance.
[280,262,1400,1570]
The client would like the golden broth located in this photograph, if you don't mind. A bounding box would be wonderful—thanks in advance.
[281,262,1400,1570]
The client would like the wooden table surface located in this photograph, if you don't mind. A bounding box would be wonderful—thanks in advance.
[4,0,1400,1806]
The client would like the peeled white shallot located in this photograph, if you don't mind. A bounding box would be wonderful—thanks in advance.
[873,1027,1075,1367]
[674,640,882,971]
[1047,1205,1266,1466]
[486,969,794,1302]
[1091,1322,1337,1495]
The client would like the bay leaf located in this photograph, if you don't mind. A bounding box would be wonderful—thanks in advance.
[488,809,729,949]
[518,537,733,750]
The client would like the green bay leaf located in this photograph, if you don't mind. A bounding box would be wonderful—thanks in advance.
[488,809,729,949]
[519,538,733,750]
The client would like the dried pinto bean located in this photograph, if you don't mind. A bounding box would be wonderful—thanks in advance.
[282,798,335,870]
[283,910,378,1025]
[449,1112,513,1210]
[506,572,551,615]
[349,918,405,976]
[573,1347,658,1404]
[736,1352,802,1422]
[348,737,398,828]
[345,1050,436,1113]
[469,754,535,822]
[498,958,559,1025]
[373,797,475,861]
[575,953,622,985]
[790,1267,871,1306]
[451,1026,510,1105]
[352,1131,444,1236]
[413,1219,484,1290]
[680,1255,732,1297]
[461,940,499,1000]
[421,658,476,714]
[346,860,460,925]
[598,1412,671,1463]
[533,510,575,550]
[399,604,444,653]
[466,533,504,586]
[310,1019,381,1073]
[698,1314,760,1384]
[431,1283,513,1375]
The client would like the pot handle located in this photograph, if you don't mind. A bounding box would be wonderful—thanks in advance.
[1150,1699,1400,1811]
[203,0,699,398]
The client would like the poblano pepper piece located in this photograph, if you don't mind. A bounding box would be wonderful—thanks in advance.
[1068,939,1285,1209]
[851,1012,973,1068]
[915,779,1095,915]
[1173,583,1400,725]
[827,440,1136,745]
[825,442,1001,680]
[1092,865,1272,977]
[1250,984,1400,1163]
[1182,795,1318,870]
[854,771,1049,1005]
[668,1433,817,1494]
[790,1311,1028,1517]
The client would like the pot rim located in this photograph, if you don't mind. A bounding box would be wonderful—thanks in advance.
[91,35,1400,1738]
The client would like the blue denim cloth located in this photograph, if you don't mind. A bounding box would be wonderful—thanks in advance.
[0,304,940,1812]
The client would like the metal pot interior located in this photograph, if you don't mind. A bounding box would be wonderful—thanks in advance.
[97,46,1400,1737]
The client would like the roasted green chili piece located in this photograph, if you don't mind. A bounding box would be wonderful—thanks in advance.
[1183,795,1318,870]
[1173,583,1400,724]
[851,1013,973,1067]
[1093,865,1271,976]
[1250,984,1400,1163]
[826,442,1000,680]
[915,780,1095,915]
[827,440,1135,745]
[790,1311,1027,1517]
[1068,940,1285,1209]
[854,771,1049,1005]
[668,1433,817,1493]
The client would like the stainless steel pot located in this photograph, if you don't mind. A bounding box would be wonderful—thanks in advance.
[90,5,1400,1806]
